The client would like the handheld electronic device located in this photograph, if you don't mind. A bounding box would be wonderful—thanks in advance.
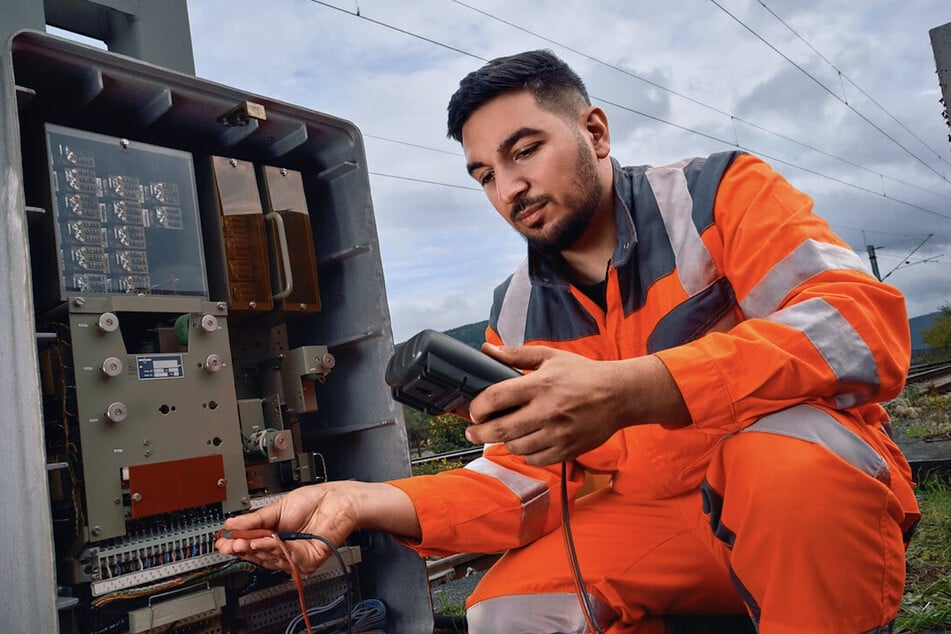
[385,329,521,415]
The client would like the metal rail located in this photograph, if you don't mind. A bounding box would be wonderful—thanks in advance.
[411,447,484,466]
[907,361,951,387]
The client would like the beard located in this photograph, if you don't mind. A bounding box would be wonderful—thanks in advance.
[514,133,603,255]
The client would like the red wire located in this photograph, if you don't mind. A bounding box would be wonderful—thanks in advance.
[216,529,314,634]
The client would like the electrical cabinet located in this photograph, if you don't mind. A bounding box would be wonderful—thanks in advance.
[2,30,431,633]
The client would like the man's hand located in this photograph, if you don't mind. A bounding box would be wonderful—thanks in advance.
[215,481,419,575]
[465,344,690,465]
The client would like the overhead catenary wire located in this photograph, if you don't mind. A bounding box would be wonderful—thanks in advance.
[605,91,951,223]
[368,171,479,191]
[708,0,950,185]
[757,0,950,170]
[446,0,951,204]
[307,1,951,234]
[307,0,485,61]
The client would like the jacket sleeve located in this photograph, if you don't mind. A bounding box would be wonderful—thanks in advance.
[654,154,910,434]
[387,324,588,557]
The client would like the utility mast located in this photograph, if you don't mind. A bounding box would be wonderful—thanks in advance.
[932,22,951,148]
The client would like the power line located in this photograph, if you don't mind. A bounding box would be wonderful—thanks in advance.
[369,171,480,191]
[708,0,949,185]
[881,234,934,281]
[833,223,934,241]
[307,0,951,225]
[595,95,951,223]
[734,113,951,203]
[307,0,485,61]
[446,0,951,203]
[364,133,463,157]
[757,0,949,169]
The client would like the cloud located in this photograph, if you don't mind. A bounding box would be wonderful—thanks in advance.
[187,0,951,340]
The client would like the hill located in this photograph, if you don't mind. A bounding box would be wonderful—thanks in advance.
[444,321,489,349]
[910,311,942,351]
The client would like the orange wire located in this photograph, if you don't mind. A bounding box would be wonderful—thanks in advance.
[216,529,314,634]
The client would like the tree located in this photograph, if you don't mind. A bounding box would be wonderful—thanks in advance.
[427,413,470,454]
[922,302,951,350]
[402,406,431,458]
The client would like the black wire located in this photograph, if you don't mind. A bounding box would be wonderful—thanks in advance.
[312,1,951,230]
[279,532,354,634]
[560,461,604,634]
[756,0,949,166]
[708,0,949,185]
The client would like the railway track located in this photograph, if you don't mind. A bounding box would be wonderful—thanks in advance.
[907,360,951,392]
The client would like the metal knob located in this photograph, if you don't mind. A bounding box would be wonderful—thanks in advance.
[101,357,123,377]
[200,314,219,333]
[97,312,119,333]
[105,402,127,423]
[204,354,223,373]
[271,431,290,451]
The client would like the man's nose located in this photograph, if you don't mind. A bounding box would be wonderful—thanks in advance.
[495,169,528,205]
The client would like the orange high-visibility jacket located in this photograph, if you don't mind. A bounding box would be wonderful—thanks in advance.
[389,152,918,556]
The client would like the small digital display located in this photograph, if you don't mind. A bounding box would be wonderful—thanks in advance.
[45,124,209,298]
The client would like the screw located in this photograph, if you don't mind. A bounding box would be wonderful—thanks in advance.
[131,493,142,503]
[216,301,227,311]
[249,301,257,309]
[229,158,238,167]
[143,438,150,446]
[91,525,102,536]
[240,496,250,505]
[280,167,288,176]
[114,498,121,505]
[73,297,85,307]
[144,450,152,458]
[119,138,129,149]
[217,478,227,488]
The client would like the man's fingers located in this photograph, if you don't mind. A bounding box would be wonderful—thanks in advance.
[222,500,281,531]
[469,380,526,424]
[503,429,554,459]
[465,419,497,443]
[465,414,531,444]
[467,414,545,448]
[481,343,553,370]
[522,450,562,467]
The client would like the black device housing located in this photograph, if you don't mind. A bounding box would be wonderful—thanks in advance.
[386,329,521,415]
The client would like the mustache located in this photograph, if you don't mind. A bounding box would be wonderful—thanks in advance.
[510,195,550,222]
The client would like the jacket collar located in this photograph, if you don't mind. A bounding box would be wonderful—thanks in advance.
[526,157,638,287]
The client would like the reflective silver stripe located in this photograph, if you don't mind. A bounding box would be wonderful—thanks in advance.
[741,404,890,483]
[467,591,614,634]
[465,457,549,542]
[496,258,530,346]
[645,160,720,295]
[769,298,880,406]
[741,239,870,318]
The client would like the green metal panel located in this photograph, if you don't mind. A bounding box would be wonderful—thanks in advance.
[1,19,432,632]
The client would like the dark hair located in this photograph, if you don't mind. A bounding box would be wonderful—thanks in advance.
[446,49,591,142]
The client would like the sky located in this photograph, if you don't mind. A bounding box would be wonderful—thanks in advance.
[181,0,951,342]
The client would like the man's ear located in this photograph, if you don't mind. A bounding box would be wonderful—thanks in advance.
[583,106,611,159]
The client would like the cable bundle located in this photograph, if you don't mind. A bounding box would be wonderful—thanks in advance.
[217,529,388,634]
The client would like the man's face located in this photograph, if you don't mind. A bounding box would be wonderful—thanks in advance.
[462,91,602,254]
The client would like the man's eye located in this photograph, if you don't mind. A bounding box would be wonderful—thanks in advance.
[479,172,495,186]
[514,145,537,160]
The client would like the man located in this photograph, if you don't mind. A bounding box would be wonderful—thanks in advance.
[217,50,920,633]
